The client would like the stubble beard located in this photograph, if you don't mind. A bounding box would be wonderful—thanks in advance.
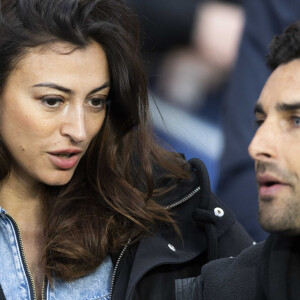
[256,161,300,235]
[258,193,300,235]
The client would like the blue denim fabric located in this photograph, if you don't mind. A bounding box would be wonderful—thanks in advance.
[0,207,113,300]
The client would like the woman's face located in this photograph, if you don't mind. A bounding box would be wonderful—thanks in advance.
[0,41,110,186]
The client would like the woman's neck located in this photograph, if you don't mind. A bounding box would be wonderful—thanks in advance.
[0,171,44,228]
[0,171,45,300]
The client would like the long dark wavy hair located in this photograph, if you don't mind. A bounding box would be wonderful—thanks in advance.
[0,0,190,281]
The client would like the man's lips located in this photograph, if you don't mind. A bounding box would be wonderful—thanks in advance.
[256,174,289,198]
[47,149,82,169]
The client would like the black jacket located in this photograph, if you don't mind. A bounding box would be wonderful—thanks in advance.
[176,242,264,300]
[176,232,300,300]
[0,158,252,300]
[111,158,253,300]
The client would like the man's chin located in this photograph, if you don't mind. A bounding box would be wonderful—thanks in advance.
[258,195,275,203]
[258,211,280,233]
[259,218,300,236]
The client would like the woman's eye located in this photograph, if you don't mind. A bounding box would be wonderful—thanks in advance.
[86,98,106,109]
[41,97,63,108]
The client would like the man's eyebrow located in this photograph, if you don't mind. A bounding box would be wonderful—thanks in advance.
[31,81,110,96]
[254,103,265,114]
[276,102,300,111]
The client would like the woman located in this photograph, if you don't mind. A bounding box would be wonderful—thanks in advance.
[0,0,253,299]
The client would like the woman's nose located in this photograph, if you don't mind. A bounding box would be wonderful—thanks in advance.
[60,105,87,143]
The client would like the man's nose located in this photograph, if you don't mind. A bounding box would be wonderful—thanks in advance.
[248,119,277,161]
[60,104,87,143]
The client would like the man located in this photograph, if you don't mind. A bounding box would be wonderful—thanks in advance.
[175,20,300,300]
[217,0,300,242]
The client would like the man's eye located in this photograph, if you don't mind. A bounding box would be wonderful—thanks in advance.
[41,97,63,108]
[255,119,264,127]
[291,116,300,127]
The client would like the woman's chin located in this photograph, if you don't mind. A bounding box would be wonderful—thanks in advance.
[40,172,74,187]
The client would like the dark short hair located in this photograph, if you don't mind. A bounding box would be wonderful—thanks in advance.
[267,20,300,70]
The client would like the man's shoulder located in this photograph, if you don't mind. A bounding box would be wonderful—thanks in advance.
[175,243,265,300]
[201,242,265,299]
[203,241,263,275]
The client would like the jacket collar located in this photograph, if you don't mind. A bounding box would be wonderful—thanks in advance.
[125,212,207,300]
[154,171,199,207]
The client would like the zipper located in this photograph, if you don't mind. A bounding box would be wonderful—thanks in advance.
[4,213,37,300]
[164,186,201,210]
[109,186,201,299]
[109,238,132,300]
[41,277,47,300]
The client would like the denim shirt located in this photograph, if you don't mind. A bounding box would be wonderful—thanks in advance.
[0,207,113,300]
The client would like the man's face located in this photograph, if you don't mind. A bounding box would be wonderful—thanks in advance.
[248,59,300,235]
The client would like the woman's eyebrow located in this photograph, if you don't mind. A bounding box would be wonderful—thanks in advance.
[31,81,110,96]
[87,82,110,96]
[32,82,72,94]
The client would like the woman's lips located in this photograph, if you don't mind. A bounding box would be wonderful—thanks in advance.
[47,151,81,170]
